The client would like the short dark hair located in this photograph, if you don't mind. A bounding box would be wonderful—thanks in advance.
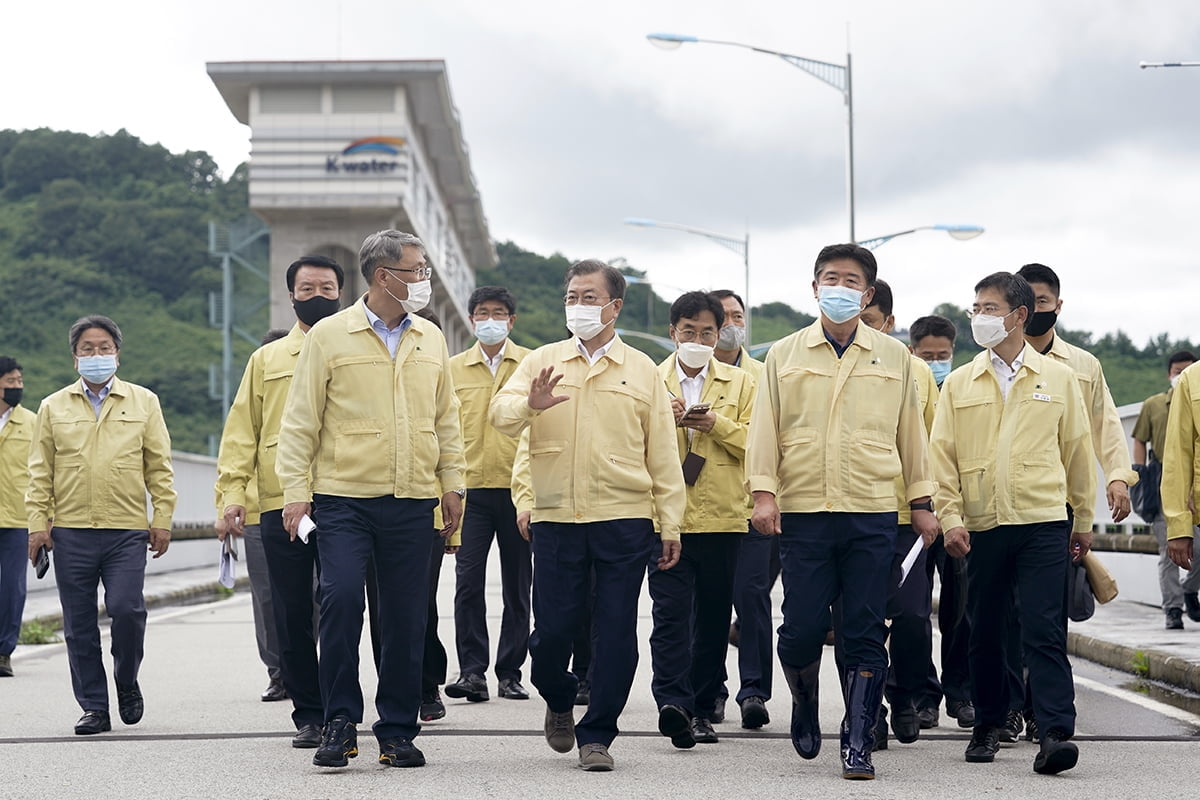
[1016,263,1060,297]
[564,259,626,301]
[286,255,345,291]
[415,307,443,330]
[69,315,122,353]
[909,315,957,345]
[974,272,1034,321]
[0,356,22,377]
[669,291,725,328]
[865,278,893,317]
[260,328,290,346]
[813,243,877,285]
[710,289,745,312]
[469,286,516,316]
[1168,350,1197,371]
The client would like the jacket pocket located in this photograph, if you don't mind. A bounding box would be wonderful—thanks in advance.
[849,431,901,496]
[529,439,568,508]
[777,426,821,493]
[333,419,385,485]
[961,464,989,519]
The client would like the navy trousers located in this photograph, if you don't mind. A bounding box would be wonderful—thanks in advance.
[453,488,531,681]
[727,526,779,702]
[0,527,27,655]
[884,525,932,710]
[314,494,435,742]
[52,528,147,712]
[966,522,1076,737]
[367,530,448,692]
[530,519,656,747]
[648,532,741,718]
[920,536,972,710]
[260,509,322,728]
[777,512,895,672]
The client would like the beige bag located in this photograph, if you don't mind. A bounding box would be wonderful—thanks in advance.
[1081,552,1119,604]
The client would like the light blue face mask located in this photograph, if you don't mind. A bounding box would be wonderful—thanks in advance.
[928,359,953,386]
[817,285,864,324]
[77,354,118,384]
[474,319,509,346]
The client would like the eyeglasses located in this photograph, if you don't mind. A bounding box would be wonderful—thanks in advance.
[674,329,719,344]
[966,305,1012,318]
[564,294,611,306]
[471,310,511,321]
[383,265,433,281]
[76,344,117,356]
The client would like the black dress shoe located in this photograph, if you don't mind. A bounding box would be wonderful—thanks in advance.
[445,673,489,702]
[917,706,939,729]
[574,678,590,706]
[261,679,288,702]
[498,677,529,700]
[74,710,111,736]
[658,704,695,749]
[891,706,920,744]
[420,688,446,721]
[292,723,322,748]
[116,682,143,725]
[1024,714,1041,744]
[0,654,12,677]
[999,709,1023,743]
[740,696,770,729]
[379,738,426,768]
[965,726,1000,763]
[1166,608,1185,630]
[692,717,719,744]
[947,699,976,728]
[710,695,726,724]
[1186,593,1200,623]
[1033,730,1078,775]
[312,716,358,768]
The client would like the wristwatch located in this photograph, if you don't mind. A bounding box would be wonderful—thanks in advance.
[452,488,467,500]
[909,500,934,512]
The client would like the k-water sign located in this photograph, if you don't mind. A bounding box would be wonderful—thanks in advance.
[326,137,407,174]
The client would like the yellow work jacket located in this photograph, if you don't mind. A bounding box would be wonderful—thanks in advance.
[26,378,176,533]
[1042,335,1138,488]
[0,404,36,528]
[658,354,757,533]
[215,324,304,514]
[929,348,1096,534]
[733,348,765,384]
[1162,363,1200,540]
[489,336,686,540]
[449,339,531,489]
[895,355,939,526]
[276,298,466,504]
[745,321,935,513]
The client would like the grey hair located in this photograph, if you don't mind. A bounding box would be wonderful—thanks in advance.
[359,230,426,281]
[69,315,123,353]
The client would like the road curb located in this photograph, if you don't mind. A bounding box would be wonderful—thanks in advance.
[1068,629,1200,694]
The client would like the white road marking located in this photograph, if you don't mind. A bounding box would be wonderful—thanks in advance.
[1074,673,1200,726]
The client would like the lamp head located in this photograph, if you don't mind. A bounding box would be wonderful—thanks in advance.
[647,32,697,51]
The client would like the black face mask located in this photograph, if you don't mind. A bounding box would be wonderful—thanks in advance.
[2,387,22,408]
[293,296,341,327]
[1024,310,1058,337]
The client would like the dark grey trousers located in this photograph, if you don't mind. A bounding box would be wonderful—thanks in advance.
[242,523,281,681]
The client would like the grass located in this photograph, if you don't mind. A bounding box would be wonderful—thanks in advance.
[1131,650,1151,679]
[18,620,61,645]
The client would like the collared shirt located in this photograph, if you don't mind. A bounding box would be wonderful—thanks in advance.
[989,346,1026,401]
[1133,388,1173,460]
[823,326,857,359]
[483,341,508,376]
[0,406,11,435]
[676,360,709,408]
[362,298,413,359]
[576,336,614,366]
[82,378,114,419]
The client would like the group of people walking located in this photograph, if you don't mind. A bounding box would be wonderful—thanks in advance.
[3,229,1199,783]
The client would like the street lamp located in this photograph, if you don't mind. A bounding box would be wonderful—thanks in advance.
[624,216,752,342]
[1139,61,1200,68]
[647,31,856,242]
[858,224,985,251]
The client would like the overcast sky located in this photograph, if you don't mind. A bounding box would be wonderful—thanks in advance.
[5,0,1198,343]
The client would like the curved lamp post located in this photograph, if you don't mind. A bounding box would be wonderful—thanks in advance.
[1139,61,1200,68]
[858,224,985,251]
[648,31,856,242]
[624,216,751,341]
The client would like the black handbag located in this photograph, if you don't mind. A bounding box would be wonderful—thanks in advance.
[1067,561,1096,622]
[1131,459,1162,522]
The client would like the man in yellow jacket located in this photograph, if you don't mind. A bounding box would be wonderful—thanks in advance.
[215,256,345,747]
[490,259,686,772]
[276,230,466,771]
[930,272,1095,775]
[1163,362,1200,575]
[0,356,34,678]
[446,285,533,705]
[746,244,938,781]
[26,316,176,736]
[649,291,756,749]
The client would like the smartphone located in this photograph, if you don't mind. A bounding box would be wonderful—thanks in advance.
[682,402,711,418]
[35,545,50,579]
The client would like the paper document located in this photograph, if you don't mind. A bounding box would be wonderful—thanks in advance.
[298,514,317,545]
[218,538,237,589]
[898,536,924,588]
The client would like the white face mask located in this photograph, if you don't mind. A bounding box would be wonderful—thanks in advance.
[385,274,432,314]
[565,301,614,340]
[970,309,1017,350]
[1170,374,1182,390]
[677,342,714,370]
[716,324,746,351]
